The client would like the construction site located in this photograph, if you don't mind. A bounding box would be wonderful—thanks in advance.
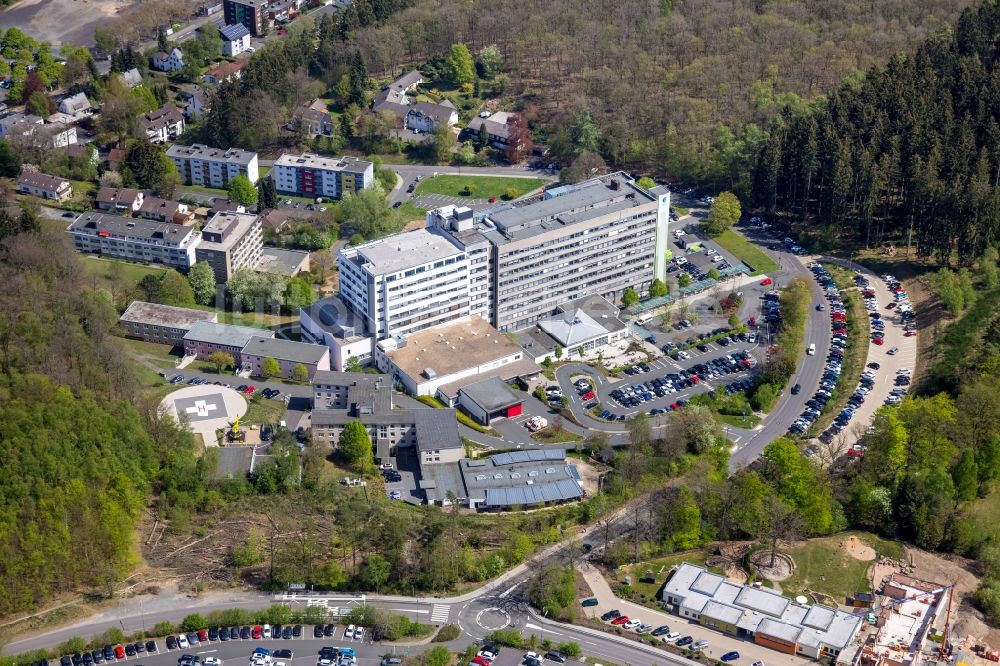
[854,574,954,666]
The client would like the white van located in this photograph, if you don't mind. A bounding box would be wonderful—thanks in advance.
[807,343,816,355]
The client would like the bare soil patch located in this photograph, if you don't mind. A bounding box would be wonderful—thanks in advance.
[750,548,793,582]
[842,534,876,561]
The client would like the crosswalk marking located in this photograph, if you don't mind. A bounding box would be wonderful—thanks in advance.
[430,604,450,623]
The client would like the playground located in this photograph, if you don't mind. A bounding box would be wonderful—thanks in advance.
[159,385,248,447]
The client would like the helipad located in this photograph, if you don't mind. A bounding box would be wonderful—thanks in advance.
[159,384,248,446]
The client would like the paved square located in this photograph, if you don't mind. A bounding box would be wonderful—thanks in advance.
[174,392,227,423]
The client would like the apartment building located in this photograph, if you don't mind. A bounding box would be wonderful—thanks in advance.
[338,228,471,340]
[272,153,373,199]
[219,23,251,57]
[194,211,263,283]
[167,143,260,188]
[222,0,269,36]
[427,173,670,331]
[67,213,199,270]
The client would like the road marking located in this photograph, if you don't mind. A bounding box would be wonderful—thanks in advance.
[498,582,519,598]
[523,622,559,634]
[430,604,450,623]
[391,608,429,614]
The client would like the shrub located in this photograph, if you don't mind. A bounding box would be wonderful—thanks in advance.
[180,614,208,631]
[503,187,518,200]
[486,628,524,647]
[556,642,581,657]
[433,624,462,642]
[151,621,176,637]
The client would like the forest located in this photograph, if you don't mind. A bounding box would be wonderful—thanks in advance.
[752,1,1000,265]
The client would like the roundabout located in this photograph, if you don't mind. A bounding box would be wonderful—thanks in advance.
[475,607,512,631]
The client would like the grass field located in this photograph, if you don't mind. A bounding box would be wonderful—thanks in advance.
[415,175,545,200]
[242,395,287,426]
[80,256,166,290]
[713,229,780,275]
[396,201,428,222]
[782,532,904,601]
[531,426,582,443]
[609,550,720,606]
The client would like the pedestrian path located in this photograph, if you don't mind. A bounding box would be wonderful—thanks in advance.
[430,604,450,623]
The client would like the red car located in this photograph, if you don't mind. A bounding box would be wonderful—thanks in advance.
[197,630,208,643]
[872,337,884,345]
[472,658,491,666]
[691,375,699,384]
[832,313,847,321]
[904,330,917,337]
[252,625,263,639]
[582,391,596,401]
[114,646,125,660]
[611,616,630,626]
[244,385,256,394]
[760,277,773,286]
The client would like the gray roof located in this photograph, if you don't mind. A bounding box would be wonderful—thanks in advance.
[220,23,250,41]
[482,173,655,244]
[700,600,745,626]
[457,449,584,508]
[183,320,268,348]
[166,143,257,166]
[483,478,583,507]
[257,247,310,277]
[142,104,184,130]
[240,336,328,365]
[18,170,69,192]
[413,408,462,451]
[734,585,789,617]
[120,68,143,88]
[60,92,91,113]
[120,301,216,329]
[756,618,802,643]
[348,228,462,276]
[69,212,195,245]
[373,70,422,108]
[490,449,566,466]
[213,445,254,479]
[459,376,521,413]
[466,116,510,139]
[299,296,365,340]
[408,101,454,124]
[312,371,392,413]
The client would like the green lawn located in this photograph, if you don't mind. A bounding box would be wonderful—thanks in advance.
[530,426,582,443]
[118,338,181,369]
[609,550,718,607]
[713,229,780,275]
[80,256,167,290]
[242,395,288,426]
[781,532,903,601]
[415,175,545,200]
[397,201,428,222]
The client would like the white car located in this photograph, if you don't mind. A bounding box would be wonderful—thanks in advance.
[897,368,911,375]
[664,632,681,642]
[204,659,222,666]
[263,625,271,638]
[177,635,189,649]
[345,624,355,639]
[354,626,364,641]
[623,618,642,630]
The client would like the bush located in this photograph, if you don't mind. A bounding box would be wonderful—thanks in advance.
[486,628,525,647]
[503,187,518,200]
[151,621,177,637]
[556,642,581,657]
[180,614,208,631]
[56,638,88,656]
[433,624,462,642]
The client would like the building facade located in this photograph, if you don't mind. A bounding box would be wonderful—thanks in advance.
[152,48,184,72]
[272,153,373,199]
[17,171,72,201]
[141,104,185,143]
[220,23,251,56]
[299,296,374,372]
[96,187,144,213]
[338,228,472,340]
[67,213,199,270]
[167,143,260,188]
[222,0,268,36]
[119,301,218,345]
[239,336,330,380]
[182,320,272,360]
[194,211,263,283]
[427,173,670,331]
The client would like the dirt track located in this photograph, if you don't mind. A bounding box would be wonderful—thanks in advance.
[0,0,125,46]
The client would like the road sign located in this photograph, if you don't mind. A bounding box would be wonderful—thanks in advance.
[288,583,306,590]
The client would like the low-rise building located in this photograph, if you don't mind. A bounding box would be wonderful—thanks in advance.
[457,376,523,425]
[374,315,540,398]
[177,85,210,119]
[119,300,218,345]
[57,92,91,116]
[203,58,247,84]
[405,100,457,133]
[17,170,72,201]
[119,68,143,89]
[372,70,422,119]
[464,111,519,147]
[152,48,185,72]
[272,153,373,199]
[260,209,290,232]
[141,104,185,143]
[138,196,193,225]
[256,247,310,276]
[289,100,333,136]
[194,211,263,283]
[182,320,273,359]
[515,294,629,363]
[167,143,259,188]
[37,122,78,149]
[96,187,144,213]
[220,23,251,56]
[0,113,43,139]
[663,563,863,662]
[309,370,463,465]
[240,336,330,380]
[67,212,200,270]
[299,296,373,371]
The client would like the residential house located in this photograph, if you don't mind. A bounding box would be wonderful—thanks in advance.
[0,113,43,139]
[260,209,290,232]
[465,111,518,147]
[104,148,125,171]
[138,196,193,225]
[267,0,301,23]
[65,143,98,166]
[372,70,423,120]
[140,104,185,143]
[57,92,91,116]
[34,122,77,149]
[405,100,457,133]
[289,100,333,136]
[222,0,269,37]
[202,58,247,85]
[119,67,143,89]
[219,23,251,57]
[17,170,72,201]
[151,48,185,73]
[96,187,144,213]
[177,85,210,120]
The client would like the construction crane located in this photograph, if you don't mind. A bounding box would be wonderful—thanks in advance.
[940,579,958,660]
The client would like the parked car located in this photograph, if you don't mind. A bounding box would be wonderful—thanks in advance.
[721,652,740,662]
